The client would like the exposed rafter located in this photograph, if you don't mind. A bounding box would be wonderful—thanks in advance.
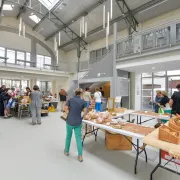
[0,0,5,16]
[45,0,107,41]
[16,0,30,19]
[59,0,165,50]
[115,0,138,34]
[32,0,64,31]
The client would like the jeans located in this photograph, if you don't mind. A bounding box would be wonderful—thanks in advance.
[65,123,82,156]
[95,102,101,112]
[85,101,90,108]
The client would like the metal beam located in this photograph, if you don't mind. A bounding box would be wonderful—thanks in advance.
[32,0,64,31]
[59,0,165,50]
[0,0,5,15]
[115,0,138,33]
[45,0,107,41]
[16,0,30,19]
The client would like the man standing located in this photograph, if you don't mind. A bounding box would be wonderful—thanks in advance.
[59,89,67,112]
[169,84,180,115]
[0,85,6,116]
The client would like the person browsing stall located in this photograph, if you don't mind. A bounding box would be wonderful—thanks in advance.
[94,88,102,112]
[30,85,42,125]
[64,88,87,162]
[83,87,92,108]
[154,90,162,113]
[169,84,180,115]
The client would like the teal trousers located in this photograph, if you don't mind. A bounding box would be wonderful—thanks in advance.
[65,123,82,156]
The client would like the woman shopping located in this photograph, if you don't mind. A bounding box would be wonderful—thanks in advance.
[154,90,162,113]
[59,89,67,112]
[64,88,87,162]
[30,85,42,125]
[94,88,102,112]
[83,87,92,109]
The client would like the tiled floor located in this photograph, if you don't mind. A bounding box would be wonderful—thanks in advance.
[0,112,179,180]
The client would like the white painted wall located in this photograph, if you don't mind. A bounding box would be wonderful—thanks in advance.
[0,31,31,52]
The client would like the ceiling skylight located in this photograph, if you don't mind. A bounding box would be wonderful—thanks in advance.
[29,13,41,24]
[3,4,14,11]
[38,0,61,10]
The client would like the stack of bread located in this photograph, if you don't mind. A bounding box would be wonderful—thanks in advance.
[159,115,180,144]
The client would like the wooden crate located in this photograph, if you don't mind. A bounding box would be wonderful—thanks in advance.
[105,131,132,150]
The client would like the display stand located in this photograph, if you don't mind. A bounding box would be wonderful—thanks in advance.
[82,120,148,174]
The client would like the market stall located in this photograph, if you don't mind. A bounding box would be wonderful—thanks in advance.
[83,111,154,174]
[143,116,180,180]
[131,111,171,125]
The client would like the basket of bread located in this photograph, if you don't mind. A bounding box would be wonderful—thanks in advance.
[159,125,180,144]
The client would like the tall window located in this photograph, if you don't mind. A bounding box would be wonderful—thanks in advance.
[7,49,15,64]
[17,51,25,66]
[37,55,51,69]
[37,55,44,68]
[26,52,31,67]
[0,47,5,62]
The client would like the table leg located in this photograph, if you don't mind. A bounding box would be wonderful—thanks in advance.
[150,150,161,180]
[134,139,139,174]
[140,116,142,125]
[82,124,88,146]
[137,115,139,124]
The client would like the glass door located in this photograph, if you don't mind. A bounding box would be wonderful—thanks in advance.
[12,80,21,89]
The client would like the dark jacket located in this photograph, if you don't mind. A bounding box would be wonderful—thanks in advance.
[160,96,169,107]
[1,92,11,102]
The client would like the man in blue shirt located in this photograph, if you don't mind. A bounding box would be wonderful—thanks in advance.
[64,88,87,162]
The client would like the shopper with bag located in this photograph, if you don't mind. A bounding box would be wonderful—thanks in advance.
[59,89,67,112]
[64,88,87,162]
[83,87,92,109]
[94,88,102,112]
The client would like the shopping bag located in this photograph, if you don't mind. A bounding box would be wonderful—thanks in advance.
[61,110,69,121]
[158,107,164,115]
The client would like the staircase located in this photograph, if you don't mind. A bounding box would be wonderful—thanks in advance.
[67,48,113,98]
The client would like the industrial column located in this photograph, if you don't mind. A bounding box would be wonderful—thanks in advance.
[112,22,117,97]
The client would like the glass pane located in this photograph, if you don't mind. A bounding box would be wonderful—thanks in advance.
[12,80,21,89]
[142,78,152,111]
[7,49,15,64]
[44,56,51,69]
[176,23,180,42]
[17,51,25,66]
[142,73,152,77]
[143,32,154,50]
[168,76,180,97]
[41,82,46,93]
[26,52,31,67]
[167,70,180,76]
[0,47,5,63]
[153,71,166,76]
[21,80,28,91]
[96,49,101,58]
[37,55,44,68]
[47,82,52,93]
[153,77,166,102]
[2,79,12,88]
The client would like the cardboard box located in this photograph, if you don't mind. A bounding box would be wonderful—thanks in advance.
[105,131,132,150]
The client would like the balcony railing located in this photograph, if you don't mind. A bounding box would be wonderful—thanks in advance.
[116,21,180,59]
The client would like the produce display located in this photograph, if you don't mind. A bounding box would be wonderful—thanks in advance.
[84,111,155,135]
[158,115,180,144]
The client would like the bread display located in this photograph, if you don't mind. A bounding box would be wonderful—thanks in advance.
[158,125,180,144]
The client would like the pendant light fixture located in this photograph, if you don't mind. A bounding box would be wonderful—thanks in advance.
[29,0,32,8]
[58,31,61,46]
[110,0,113,19]
[56,50,58,64]
[23,22,25,38]
[103,4,106,29]
[80,19,82,37]
[107,11,110,35]
[106,27,109,49]
[19,17,22,36]
[54,36,57,51]
[82,16,85,34]
[85,21,87,38]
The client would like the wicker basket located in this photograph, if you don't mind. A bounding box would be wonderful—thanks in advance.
[159,125,180,144]
[169,119,180,131]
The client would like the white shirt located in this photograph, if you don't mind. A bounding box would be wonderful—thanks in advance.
[94,91,102,103]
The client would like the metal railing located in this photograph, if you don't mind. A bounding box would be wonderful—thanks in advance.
[116,21,180,59]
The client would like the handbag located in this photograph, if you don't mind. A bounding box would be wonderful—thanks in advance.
[158,107,164,115]
[61,110,69,121]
